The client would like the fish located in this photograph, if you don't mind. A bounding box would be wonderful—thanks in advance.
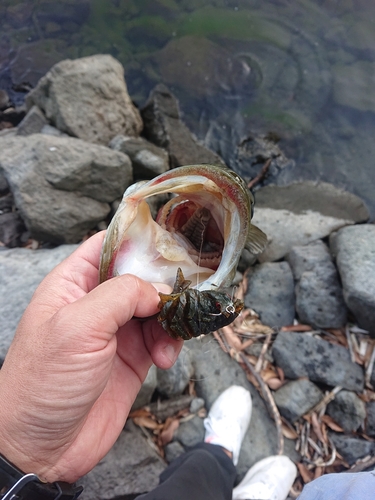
[99,164,267,338]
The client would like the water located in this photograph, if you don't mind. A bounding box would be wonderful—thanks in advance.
[1,0,375,219]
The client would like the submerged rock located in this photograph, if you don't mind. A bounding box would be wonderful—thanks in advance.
[141,84,225,168]
[330,224,375,336]
[26,55,143,145]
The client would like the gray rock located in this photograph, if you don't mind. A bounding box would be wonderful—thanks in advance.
[164,441,185,463]
[0,212,26,248]
[273,379,323,423]
[190,397,205,414]
[41,124,68,137]
[244,262,295,328]
[0,134,132,243]
[365,401,375,437]
[17,105,47,136]
[132,365,157,411]
[252,181,369,262]
[0,89,10,110]
[0,245,78,362]
[0,172,8,196]
[330,224,375,336]
[286,240,347,328]
[141,84,225,168]
[156,344,194,398]
[26,55,143,145]
[78,420,165,499]
[327,390,366,433]
[109,135,169,179]
[272,331,364,391]
[185,336,299,479]
[174,415,205,448]
[329,433,375,466]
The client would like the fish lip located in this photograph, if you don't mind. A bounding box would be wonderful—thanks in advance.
[99,164,255,289]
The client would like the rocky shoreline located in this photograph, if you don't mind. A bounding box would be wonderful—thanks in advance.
[0,54,374,499]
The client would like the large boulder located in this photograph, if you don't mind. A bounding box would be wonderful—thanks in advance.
[252,182,369,262]
[26,55,143,145]
[0,244,78,363]
[0,134,132,243]
[330,224,375,336]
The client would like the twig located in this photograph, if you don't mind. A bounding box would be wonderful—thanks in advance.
[308,386,342,415]
[219,333,284,454]
[254,333,272,372]
[365,342,375,389]
[247,158,272,189]
[238,351,284,455]
[347,454,375,473]
[345,325,356,363]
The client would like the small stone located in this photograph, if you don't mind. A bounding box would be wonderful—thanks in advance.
[109,135,169,179]
[174,415,205,448]
[190,398,205,414]
[131,365,157,411]
[365,401,375,438]
[157,345,194,398]
[272,331,364,391]
[244,262,295,328]
[165,441,185,463]
[41,124,68,137]
[17,105,48,136]
[0,172,9,196]
[329,433,375,466]
[273,379,323,423]
[327,390,366,432]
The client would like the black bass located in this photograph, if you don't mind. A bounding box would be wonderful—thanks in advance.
[99,164,267,339]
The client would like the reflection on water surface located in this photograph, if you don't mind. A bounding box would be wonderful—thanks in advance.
[1,0,375,219]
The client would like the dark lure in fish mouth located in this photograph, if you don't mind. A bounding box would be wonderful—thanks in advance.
[158,268,244,340]
[99,164,268,340]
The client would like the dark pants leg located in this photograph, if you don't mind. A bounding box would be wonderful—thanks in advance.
[137,443,236,500]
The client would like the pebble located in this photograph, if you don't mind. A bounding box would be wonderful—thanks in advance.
[327,390,366,433]
[329,433,375,466]
[174,415,205,448]
[365,401,375,437]
[273,379,323,423]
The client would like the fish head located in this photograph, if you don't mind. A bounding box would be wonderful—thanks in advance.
[99,164,267,290]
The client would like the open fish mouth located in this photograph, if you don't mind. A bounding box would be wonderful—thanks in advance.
[99,164,267,292]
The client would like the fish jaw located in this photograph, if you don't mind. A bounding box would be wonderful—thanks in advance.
[99,164,265,289]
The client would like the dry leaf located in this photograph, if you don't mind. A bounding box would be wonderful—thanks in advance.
[282,422,298,440]
[297,463,314,484]
[221,325,244,351]
[321,415,344,432]
[314,466,324,480]
[311,412,325,443]
[267,377,283,390]
[261,368,278,381]
[280,324,312,332]
[276,366,285,382]
[129,408,152,419]
[159,418,180,446]
[133,416,161,430]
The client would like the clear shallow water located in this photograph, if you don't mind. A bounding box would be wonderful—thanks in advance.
[1,0,375,219]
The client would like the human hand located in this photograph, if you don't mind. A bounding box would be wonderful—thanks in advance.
[0,232,183,484]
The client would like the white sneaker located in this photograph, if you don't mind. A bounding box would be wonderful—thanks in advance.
[204,385,252,465]
[232,455,297,500]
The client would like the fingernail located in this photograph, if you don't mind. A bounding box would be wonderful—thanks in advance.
[164,343,179,364]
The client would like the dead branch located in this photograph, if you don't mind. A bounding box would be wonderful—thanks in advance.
[247,158,272,189]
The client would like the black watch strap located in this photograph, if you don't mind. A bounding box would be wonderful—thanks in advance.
[0,454,83,500]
